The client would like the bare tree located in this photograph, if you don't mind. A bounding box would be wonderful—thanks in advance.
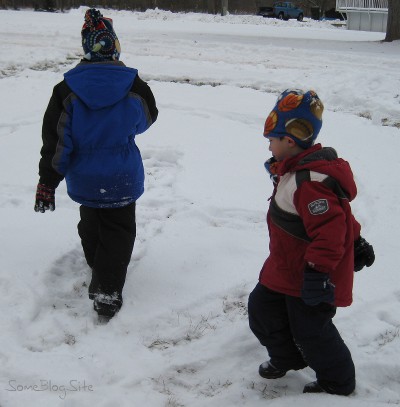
[221,0,228,15]
[385,0,400,42]
[298,0,335,13]
[207,0,217,13]
[298,0,318,19]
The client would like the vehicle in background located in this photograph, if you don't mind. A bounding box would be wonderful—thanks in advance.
[257,2,304,21]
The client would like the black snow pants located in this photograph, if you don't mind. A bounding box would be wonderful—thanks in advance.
[77,202,136,297]
[248,283,355,395]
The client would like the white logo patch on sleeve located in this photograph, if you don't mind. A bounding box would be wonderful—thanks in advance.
[308,199,329,215]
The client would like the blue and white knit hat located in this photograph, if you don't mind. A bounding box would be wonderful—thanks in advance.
[81,9,121,61]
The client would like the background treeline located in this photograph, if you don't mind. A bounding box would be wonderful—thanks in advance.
[0,0,337,17]
[1,0,258,12]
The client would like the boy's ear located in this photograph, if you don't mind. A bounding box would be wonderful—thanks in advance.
[285,136,296,147]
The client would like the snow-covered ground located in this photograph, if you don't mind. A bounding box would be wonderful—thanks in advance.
[0,7,399,407]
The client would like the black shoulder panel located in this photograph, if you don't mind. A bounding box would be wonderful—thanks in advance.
[270,197,311,242]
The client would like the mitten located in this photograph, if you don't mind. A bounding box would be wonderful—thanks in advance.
[301,266,335,306]
[264,156,279,185]
[354,236,375,272]
[34,183,55,213]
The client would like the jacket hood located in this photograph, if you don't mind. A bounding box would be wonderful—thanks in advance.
[279,144,358,201]
[64,62,137,110]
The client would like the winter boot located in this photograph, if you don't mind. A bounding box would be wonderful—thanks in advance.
[93,292,123,319]
[303,381,326,394]
[259,361,288,379]
[303,380,355,396]
[259,360,307,379]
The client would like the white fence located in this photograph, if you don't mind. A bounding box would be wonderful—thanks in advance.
[336,0,388,32]
[336,0,388,11]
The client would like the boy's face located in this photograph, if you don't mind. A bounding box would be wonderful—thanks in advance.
[267,136,296,161]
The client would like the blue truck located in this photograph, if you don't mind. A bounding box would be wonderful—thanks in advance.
[257,2,304,21]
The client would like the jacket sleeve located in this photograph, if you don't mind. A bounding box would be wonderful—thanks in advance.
[294,181,348,273]
[38,81,72,188]
[131,74,158,129]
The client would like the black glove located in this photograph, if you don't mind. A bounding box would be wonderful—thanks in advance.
[354,236,375,272]
[301,266,335,306]
[34,183,55,213]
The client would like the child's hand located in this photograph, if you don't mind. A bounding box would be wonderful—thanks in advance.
[354,236,375,272]
[34,183,55,213]
[301,266,335,306]
[264,157,279,184]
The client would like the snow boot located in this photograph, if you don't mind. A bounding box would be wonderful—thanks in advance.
[303,380,355,396]
[303,381,326,394]
[259,360,307,379]
[93,292,122,319]
[259,361,288,379]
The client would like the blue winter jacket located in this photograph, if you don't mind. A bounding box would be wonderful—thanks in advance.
[47,62,155,208]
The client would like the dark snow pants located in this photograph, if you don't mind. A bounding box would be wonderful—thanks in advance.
[77,203,136,297]
[248,283,355,395]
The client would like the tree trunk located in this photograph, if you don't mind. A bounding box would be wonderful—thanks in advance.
[207,0,216,14]
[385,0,400,42]
[221,0,228,15]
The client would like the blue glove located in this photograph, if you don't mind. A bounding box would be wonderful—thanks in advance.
[264,157,279,185]
[354,236,375,272]
[301,266,335,306]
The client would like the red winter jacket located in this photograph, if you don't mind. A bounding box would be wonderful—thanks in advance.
[259,144,361,307]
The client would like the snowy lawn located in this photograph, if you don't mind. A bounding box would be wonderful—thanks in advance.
[0,7,399,407]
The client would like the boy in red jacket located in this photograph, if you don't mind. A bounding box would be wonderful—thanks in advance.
[248,89,375,395]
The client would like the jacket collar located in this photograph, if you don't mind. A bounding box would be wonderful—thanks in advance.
[278,144,322,175]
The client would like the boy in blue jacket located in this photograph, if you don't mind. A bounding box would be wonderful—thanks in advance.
[34,9,158,320]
